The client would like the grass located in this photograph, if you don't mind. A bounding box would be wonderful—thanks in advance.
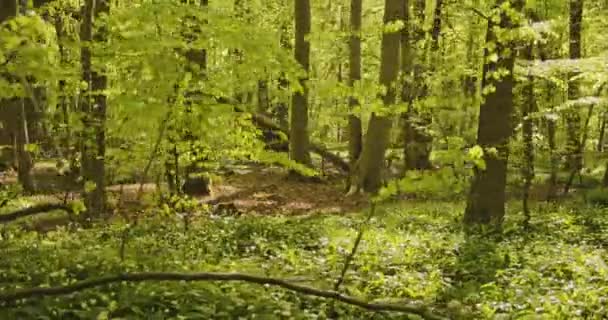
[1,200,608,319]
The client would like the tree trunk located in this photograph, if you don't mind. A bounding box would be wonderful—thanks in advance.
[181,0,210,196]
[80,0,109,219]
[275,16,291,130]
[351,0,402,194]
[546,115,559,200]
[402,0,433,171]
[598,112,607,152]
[0,1,17,23]
[521,42,536,225]
[564,103,594,195]
[290,0,312,167]
[461,0,480,140]
[257,80,270,114]
[463,0,522,226]
[16,100,35,193]
[347,0,363,175]
[565,0,584,171]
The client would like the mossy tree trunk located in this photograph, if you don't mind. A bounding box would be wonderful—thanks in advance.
[80,0,109,219]
[463,0,523,226]
[402,0,433,172]
[351,0,402,194]
[0,1,36,193]
[347,0,363,178]
[521,40,536,225]
[565,0,583,171]
[290,0,312,167]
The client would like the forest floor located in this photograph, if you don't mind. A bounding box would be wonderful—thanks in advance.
[0,161,368,219]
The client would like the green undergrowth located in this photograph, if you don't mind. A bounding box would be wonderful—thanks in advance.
[1,200,608,319]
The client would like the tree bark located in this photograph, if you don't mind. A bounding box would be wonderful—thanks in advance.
[16,99,36,193]
[347,0,363,177]
[598,111,607,152]
[402,0,433,171]
[521,42,536,225]
[352,0,403,194]
[290,0,312,167]
[0,2,36,193]
[0,0,17,23]
[565,0,583,171]
[463,0,523,226]
[80,0,109,219]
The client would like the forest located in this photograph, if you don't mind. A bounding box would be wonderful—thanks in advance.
[0,0,607,318]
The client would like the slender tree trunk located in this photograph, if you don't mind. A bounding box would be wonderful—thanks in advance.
[564,103,594,195]
[565,0,584,170]
[463,0,523,226]
[13,2,36,193]
[80,0,109,219]
[462,0,480,140]
[257,80,270,114]
[16,100,35,193]
[290,0,312,166]
[275,18,291,129]
[351,0,403,194]
[347,0,363,177]
[603,160,608,187]
[546,114,559,200]
[598,112,607,152]
[521,43,536,225]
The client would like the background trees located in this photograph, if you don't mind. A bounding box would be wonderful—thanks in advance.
[0,0,608,318]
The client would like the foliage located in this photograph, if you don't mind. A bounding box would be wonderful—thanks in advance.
[2,201,608,319]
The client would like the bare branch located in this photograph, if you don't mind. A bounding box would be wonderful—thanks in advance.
[0,271,447,320]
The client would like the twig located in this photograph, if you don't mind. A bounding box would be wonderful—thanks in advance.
[334,202,376,291]
[0,203,74,224]
[136,110,173,201]
[0,271,446,320]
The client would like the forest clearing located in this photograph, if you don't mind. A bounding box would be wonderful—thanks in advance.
[1,0,608,319]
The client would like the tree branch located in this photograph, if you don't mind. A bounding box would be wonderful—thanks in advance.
[0,203,73,224]
[0,271,447,320]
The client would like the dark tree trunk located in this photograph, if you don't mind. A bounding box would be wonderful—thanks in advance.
[16,100,36,193]
[463,0,523,226]
[181,0,210,196]
[0,1,17,22]
[598,112,607,152]
[402,0,433,171]
[275,17,291,130]
[565,0,584,171]
[290,0,312,166]
[80,0,109,219]
[521,42,536,225]
[347,0,363,175]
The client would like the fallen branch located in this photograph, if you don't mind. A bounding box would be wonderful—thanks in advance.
[217,96,349,173]
[0,203,74,224]
[0,271,446,320]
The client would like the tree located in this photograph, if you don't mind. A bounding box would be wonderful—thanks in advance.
[402,0,435,172]
[350,0,403,194]
[290,0,312,167]
[347,0,363,176]
[80,0,109,219]
[463,0,523,226]
[520,16,537,224]
[565,0,583,170]
[0,1,39,194]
